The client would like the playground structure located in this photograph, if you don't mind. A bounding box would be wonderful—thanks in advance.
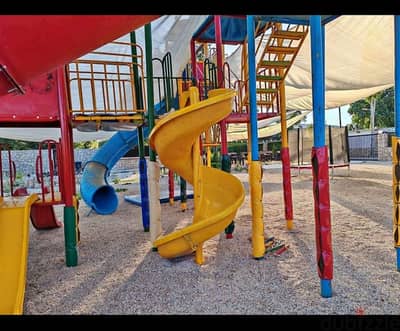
[1,15,400,314]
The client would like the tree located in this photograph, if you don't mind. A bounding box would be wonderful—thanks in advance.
[73,140,99,149]
[0,138,38,150]
[348,87,394,129]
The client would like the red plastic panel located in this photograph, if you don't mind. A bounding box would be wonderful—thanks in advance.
[281,147,293,221]
[30,204,62,230]
[0,15,158,95]
[311,146,333,280]
[0,70,59,124]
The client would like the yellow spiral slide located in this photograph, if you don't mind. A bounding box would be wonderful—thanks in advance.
[149,88,245,260]
[0,195,38,314]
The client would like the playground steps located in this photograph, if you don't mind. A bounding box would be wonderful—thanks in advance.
[241,22,308,115]
[265,46,298,54]
[259,60,291,69]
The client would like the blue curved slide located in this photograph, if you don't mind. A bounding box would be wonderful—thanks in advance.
[80,101,167,214]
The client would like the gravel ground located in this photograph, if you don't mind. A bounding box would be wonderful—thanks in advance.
[23,161,400,314]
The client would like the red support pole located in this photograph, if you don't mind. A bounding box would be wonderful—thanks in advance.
[214,15,224,88]
[311,146,333,280]
[168,169,174,205]
[68,124,76,196]
[190,38,197,86]
[281,147,293,221]
[57,68,75,206]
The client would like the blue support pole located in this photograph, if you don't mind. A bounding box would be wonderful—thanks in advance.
[394,16,400,270]
[247,15,264,259]
[395,16,400,137]
[246,15,259,161]
[322,25,325,111]
[311,15,333,298]
[311,16,325,148]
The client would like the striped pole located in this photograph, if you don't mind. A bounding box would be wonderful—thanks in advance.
[247,15,264,259]
[393,15,400,271]
[310,16,333,298]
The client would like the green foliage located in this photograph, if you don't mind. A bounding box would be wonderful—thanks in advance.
[211,150,221,169]
[268,141,281,154]
[228,141,247,153]
[348,87,394,129]
[73,140,99,149]
[0,138,38,150]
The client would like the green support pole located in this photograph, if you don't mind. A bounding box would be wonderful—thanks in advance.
[180,176,187,212]
[145,23,156,162]
[64,206,78,266]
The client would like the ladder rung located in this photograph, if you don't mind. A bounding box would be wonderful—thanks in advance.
[256,88,278,94]
[259,60,291,68]
[272,30,307,40]
[244,100,273,106]
[266,46,298,54]
[256,75,282,81]
[257,101,273,106]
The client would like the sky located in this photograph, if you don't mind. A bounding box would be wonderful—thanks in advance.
[304,105,352,127]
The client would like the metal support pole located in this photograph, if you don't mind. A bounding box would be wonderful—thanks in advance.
[247,15,264,259]
[393,15,400,271]
[57,67,78,267]
[310,16,333,298]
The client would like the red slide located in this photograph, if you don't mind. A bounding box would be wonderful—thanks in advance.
[0,15,159,96]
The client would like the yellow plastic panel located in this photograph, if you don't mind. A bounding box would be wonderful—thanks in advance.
[0,195,38,314]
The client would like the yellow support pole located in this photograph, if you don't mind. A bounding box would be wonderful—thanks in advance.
[249,161,265,258]
[205,129,212,167]
[246,120,264,258]
[189,87,204,265]
[392,137,400,248]
[280,82,288,149]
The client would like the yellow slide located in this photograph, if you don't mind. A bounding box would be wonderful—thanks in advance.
[0,194,38,314]
[149,88,245,259]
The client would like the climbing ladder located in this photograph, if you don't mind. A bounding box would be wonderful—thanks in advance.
[232,21,308,123]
